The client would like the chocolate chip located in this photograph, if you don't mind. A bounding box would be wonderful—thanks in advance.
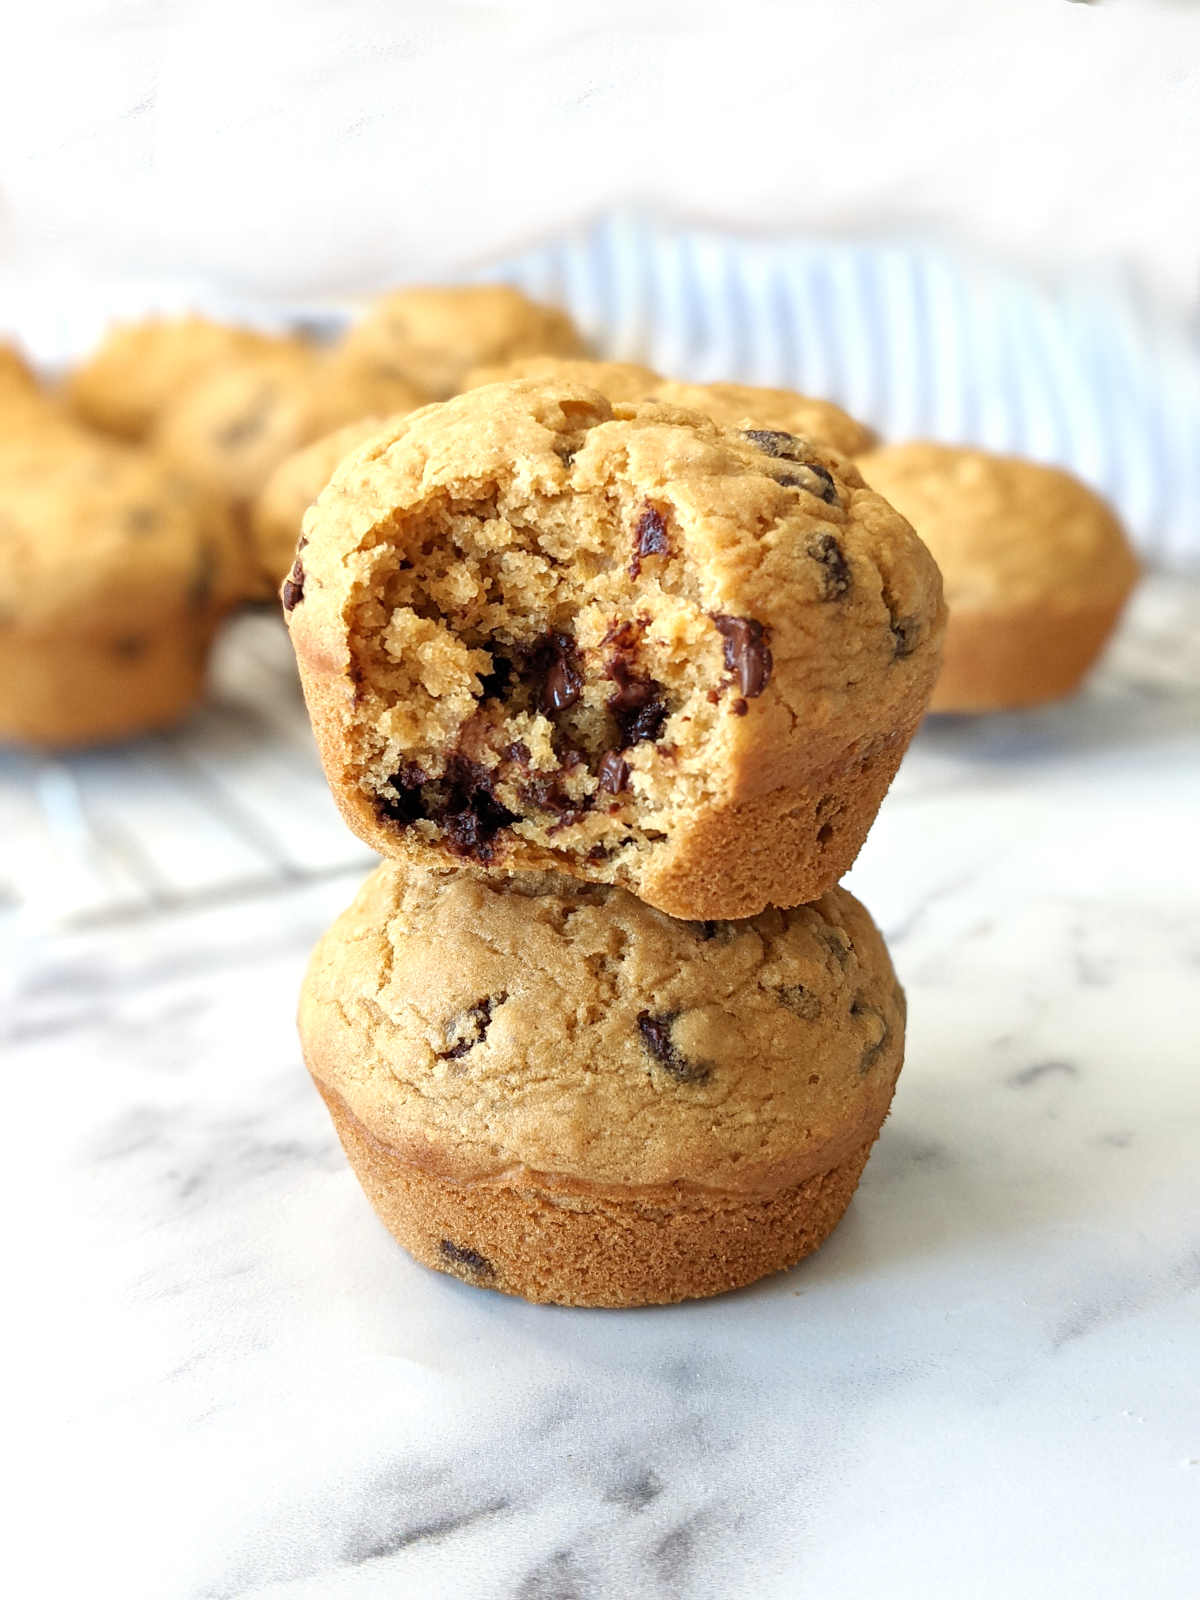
[774,463,839,506]
[607,661,668,746]
[596,750,630,793]
[378,755,517,862]
[730,697,748,716]
[124,504,160,535]
[712,615,772,698]
[889,614,920,658]
[742,428,805,459]
[636,1011,710,1084]
[281,555,305,612]
[505,740,531,767]
[214,400,269,449]
[851,996,891,1073]
[587,843,610,861]
[520,770,590,817]
[112,634,149,660]
[776,984,821,1020]
[440,993,505,1060]
[807,532,851,599]
[532,632,583,714]
[630,503,670,578]
[438,1240,495,1278]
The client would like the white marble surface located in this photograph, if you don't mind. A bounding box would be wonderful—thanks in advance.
[6,577,1200,1599]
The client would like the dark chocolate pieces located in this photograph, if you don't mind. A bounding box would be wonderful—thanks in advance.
[629,503,670,578]
[741,429,840,506]
[596,750,630,794]
[440,993,506,1061]
[806,532,851,600]
[530,632,582,714]
[607,659,668,747]
[636,1011,711,1084]
[377,755,518,863]
[281,555,305,612]
[712,615,772,698]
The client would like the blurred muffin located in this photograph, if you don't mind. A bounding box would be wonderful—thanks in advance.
[155,346,424,594]
[858,442,1141,711]
[0,439,242,746]
[0,341,39,398]
[252,416,386,594]
[339,284,587,399]
[66,315,303,441]
[653,380,876,457]
[463,354,662,402]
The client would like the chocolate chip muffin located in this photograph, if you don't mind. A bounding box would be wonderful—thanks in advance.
[339,284,587,400]
[286,380,944,920]
[252,417,386,593]
[652,381,876,458]
[0,437,242,746]
[859,442,1140,712]
[66,315,302,441]
[300,860,906,1307]
[154,347,425,595]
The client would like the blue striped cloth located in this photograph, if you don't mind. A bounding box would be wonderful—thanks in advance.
[462,215,1199,570]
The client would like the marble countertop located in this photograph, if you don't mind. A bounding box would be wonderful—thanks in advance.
[5,575,1199,1600]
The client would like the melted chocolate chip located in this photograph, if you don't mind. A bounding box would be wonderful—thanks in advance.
[505,740,531,767]
[742,428,806,460]
[438,1240,495,1278]
[596,750,630,793]
[807,532,851,599]
[587,843,610,861]
[531,632,583,714]
[774,462,839,506]
[712,615,772,698]
[519,770,589,817]
[636,1011,710,1084]
[281,555,305,612]
[776,984,821,1021]
[440,993,505,1060]
[851,996,891,1072]
[630,503,670,578]
[730,697,748,716]
[607,661,668,746]
[377,755,517,862]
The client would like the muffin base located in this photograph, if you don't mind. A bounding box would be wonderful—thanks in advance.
[317,1082,878,1308]
[931,595,1130,713]
[0,624,216,747]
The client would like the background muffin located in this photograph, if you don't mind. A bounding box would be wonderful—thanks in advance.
[859,442,1141,711]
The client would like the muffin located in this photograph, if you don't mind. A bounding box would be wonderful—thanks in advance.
[339,284,587,399]
[285,379,945,920]
[0,438,242,746]
[300,861,907,1307]
[154,347,424,594]
[252,417,386,594]
[66,315,302,441]
[858,442,1141,711]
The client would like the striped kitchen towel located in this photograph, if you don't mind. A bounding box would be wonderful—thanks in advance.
[472,215,1199,570]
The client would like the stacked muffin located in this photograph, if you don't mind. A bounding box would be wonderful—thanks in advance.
[287,377,947,1306]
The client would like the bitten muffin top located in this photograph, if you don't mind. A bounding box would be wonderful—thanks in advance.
[300,861,905,1193]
